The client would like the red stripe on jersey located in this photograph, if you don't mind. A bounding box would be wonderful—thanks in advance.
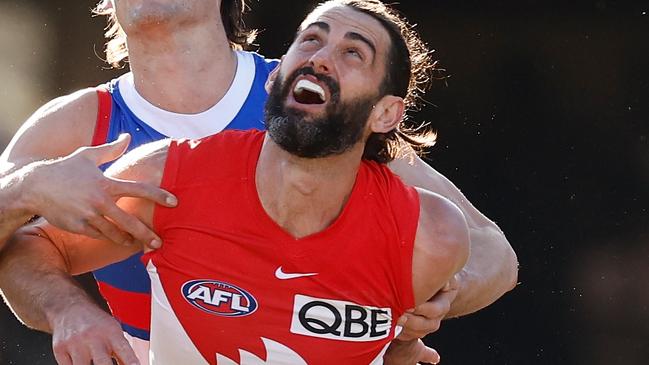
[97,281,151,331]
[92,87,112,146]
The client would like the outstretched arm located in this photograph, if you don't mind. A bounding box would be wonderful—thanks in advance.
[389,154,518,317]
[0,135,175,251]
[0,89,176,251]
[0,139,171,365]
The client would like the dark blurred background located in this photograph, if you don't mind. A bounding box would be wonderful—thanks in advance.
[0,0,647,364]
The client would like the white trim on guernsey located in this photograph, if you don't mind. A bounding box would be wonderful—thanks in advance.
[148,261,210,365]
[216,338,307,365]
[147,261,310,365]
[123,332,150,365]
[118,51,257,139]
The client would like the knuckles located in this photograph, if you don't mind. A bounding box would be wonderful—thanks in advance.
[53,321,122,350]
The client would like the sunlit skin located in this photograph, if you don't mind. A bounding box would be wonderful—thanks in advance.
[0,2,517,364]
[1,5,469,363]
[281,6,392,119]
[263,5,405,165]
[113,0,217,34]
[112,0,237,114]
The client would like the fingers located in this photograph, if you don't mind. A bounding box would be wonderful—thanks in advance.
[54,340,137,365]
[87,214,134,246]
[65,220,106,241]
[418,343,441,365]
[102,202,161,249]
[83,133,132,166]
[383,338,440,365]
[88,342,116,365]
[51,303,133,365]
[52,349,73,365]
[109,336,140,365]
[397,314,408,327]
[110,179,177,208]
[414,293,453,319]
[399,282,459,340]
[398,297,450,340]
[397,312,439,340]
[68,347,92,365]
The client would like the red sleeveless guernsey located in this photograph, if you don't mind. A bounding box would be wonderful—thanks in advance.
[146,130,420,365]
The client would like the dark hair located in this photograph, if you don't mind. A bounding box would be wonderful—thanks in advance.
[221,0,258,51]
[93,0,257,68]
[308,0,439,163]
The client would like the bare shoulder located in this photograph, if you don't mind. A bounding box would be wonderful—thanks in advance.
[416,188,470,252]
[105,139,172,186]
[411,188,471,304]
[0,88,101,171]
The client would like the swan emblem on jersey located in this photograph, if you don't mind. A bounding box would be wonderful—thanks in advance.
[215,338,307,365]
[182,279,258,317]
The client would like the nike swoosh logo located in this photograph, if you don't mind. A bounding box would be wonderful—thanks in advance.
[275,266,318,280]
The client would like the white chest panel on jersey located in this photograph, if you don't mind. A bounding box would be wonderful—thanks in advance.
[148,262,313,365]
[148,261,210,365]
[215,338,307,365]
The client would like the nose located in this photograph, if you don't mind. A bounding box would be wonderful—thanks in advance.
[308,46,333,75]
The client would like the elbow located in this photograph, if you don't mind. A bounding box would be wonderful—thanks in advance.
[505,244,519,292]
[481,224,519,294]
[494,228,518,293]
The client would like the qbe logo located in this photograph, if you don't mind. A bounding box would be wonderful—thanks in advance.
[181,279,258,317]
[290,295,392,342]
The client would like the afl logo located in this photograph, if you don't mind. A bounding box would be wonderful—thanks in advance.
[181,279,258,317]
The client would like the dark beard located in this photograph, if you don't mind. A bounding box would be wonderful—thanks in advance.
[264,67,378,159]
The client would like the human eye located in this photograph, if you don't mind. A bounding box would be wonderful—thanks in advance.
[301,33,321,45]
[345,47,364,60]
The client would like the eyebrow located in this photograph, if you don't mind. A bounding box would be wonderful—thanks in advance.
[300,21,377,60]
[345,31,377,59]
[302,21,331,33]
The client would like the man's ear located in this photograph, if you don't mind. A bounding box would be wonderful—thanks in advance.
[369,95,405,133]
[265,57,283,93]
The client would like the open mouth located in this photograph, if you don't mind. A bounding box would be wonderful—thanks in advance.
[293,79,326,105]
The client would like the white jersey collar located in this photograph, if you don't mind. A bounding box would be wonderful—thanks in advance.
[117,51,256,139]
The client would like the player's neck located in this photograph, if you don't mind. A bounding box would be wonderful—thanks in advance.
[125,21,237,114]
[256,136,364,239]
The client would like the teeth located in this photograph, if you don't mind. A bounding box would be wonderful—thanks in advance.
[294,79,325,101]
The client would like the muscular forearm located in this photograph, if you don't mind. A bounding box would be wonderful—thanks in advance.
[447,224,517,317]
[0,167,36,247]
[0,225,144,365]
[0,230,95,332]
[389,155,518,316]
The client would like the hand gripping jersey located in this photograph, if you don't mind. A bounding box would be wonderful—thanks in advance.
[145,130,420,364]
[90,51,278,348]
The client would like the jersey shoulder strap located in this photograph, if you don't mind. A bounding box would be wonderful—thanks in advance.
[91,86,113,146]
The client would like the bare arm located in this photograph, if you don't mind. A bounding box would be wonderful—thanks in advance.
[383,189,471,365]
[0,88,176,249]
[0,168,36,246]
[389,154,518,317]
[0,139,170,326]
[411,188,471,306]
[0,90,96,247]
[0,140,170,365]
